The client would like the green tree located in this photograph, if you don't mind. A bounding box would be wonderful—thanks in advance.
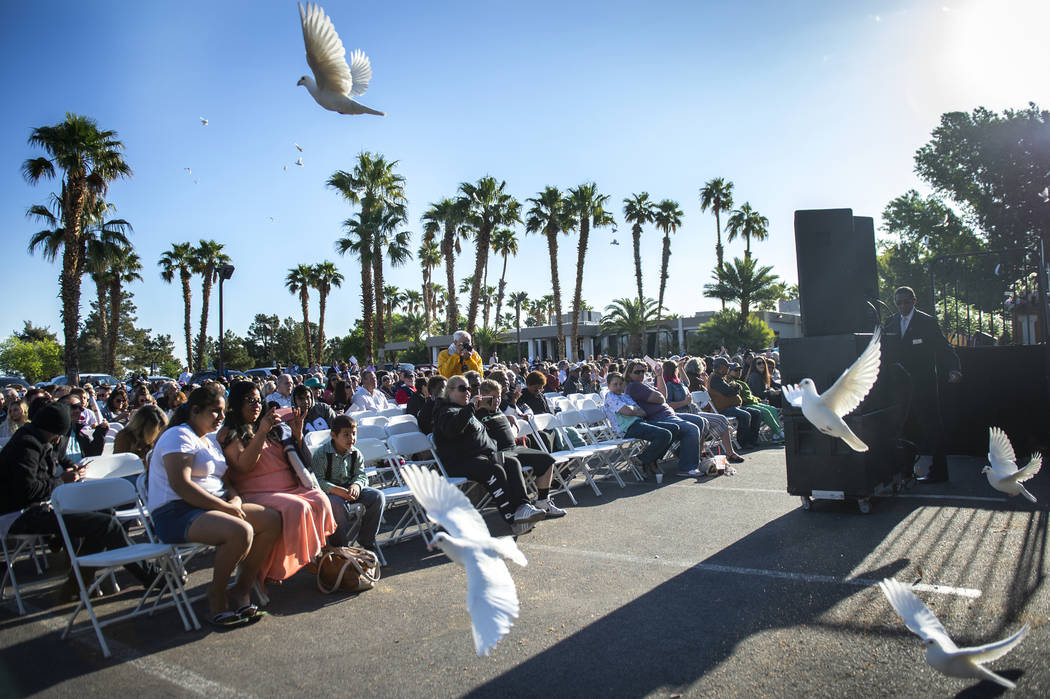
[285,264,315,366]
[699,177,735,308]
[17,322,59,344]
[565,183,615,361]
[159,242,196,369]
[622,192,655,307]
[600,297,661,356]
[190,240,231,371]
[703,256,782,330]
[458,177,521,333]
[103,245,142,374]
[688,309,775,355]
[421,197,469,334]
[403,289,423,315]
[726,202,769,261]
[509,291,529,361]
[245,313,280,366]
[335,210,378,365]
[490,228,518,332]
[374,218,412,348]
[417,239,442,336]
[652,199,683,323]
[311,260,344,363]
[22,113,132,383]
[0,335,63,383]
[526,186,576,358]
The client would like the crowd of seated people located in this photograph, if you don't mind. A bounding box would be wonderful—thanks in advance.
[0,332,785,630]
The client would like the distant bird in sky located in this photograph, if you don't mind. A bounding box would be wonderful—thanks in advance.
[1039,186,1049,204]
[295,157,304,167]
[283,165,288,171]
[184,167,192,174]
[610,239,619,246]
[193,178,199,185]
[297,2,385,116]
[295,143,303,152]
[782,326,881,451]
[983,426,1041,502]
[399,464,526,657]
[200,117,208,126]
[879,578,1029,690]
[268,216,275,223]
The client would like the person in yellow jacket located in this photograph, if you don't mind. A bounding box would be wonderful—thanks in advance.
[438,330,484,378]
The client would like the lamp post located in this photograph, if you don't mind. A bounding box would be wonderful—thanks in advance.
[217,264,235,377]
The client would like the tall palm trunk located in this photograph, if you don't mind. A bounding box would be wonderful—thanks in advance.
[372,252,386,353]
[299,290,313,366]
[196,267,214,371]
[466,225,491,333]
[360,261,375,367]
[180,270,193,369]
[494,254,509,333]
[714,210,725,310]
[421,268,432,337]
[632,223,644,308]
[514,303,522,361]
[657,233,671,322]
[94,278,109,368]
[316,287,328,364]
[546,235,565,359]
[482,256,491,329]
[61,180,88,384]
[107,278,121,374]
[570,218,591,362]
[442,224,457,334]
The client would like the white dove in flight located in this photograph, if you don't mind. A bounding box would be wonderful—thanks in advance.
[295,157,304,167]
[782,327,881,451]
[879,578,1029,690]
[1039,186,1049,204]
[295,143,303,152]
[297,2,385,116]
[200,117,208,126]
[983,427,1041,502]
[399,464,526,657]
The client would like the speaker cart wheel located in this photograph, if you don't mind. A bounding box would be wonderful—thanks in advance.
[800,496,812,511]
[858,498,871,514]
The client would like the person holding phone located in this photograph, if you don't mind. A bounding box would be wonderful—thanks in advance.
[437,330,484,379]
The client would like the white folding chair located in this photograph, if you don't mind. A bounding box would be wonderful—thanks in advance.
[355,424,388,443]
[511,418,577,504]
[50,479,199,658]
[357,415,389,428]
[378,406,405,417]
[384,420,421,438]
[105,423,123,440]
[385,414,418,428]
[80,453,144,481]
[303,429,331,457]
[557,410,626,488]
[353,438,419,561]
[529,413,602,497]
[579,407,645,482]
[0,510,51,615]
[388,433,476,545]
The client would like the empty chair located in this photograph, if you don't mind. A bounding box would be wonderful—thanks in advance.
[528,412,601,497]
[378,406,405,417]
[0,510,50,615]
[385,420,421,438]
[80,453,144,481]
[557,410,626,489]
[385,414,418,427]
[355,424,388,442]
[303,429,331,456]
[357,415,389,428]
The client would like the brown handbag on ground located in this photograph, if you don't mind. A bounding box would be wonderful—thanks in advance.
[312,546,381,593]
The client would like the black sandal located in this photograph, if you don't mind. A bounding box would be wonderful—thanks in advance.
[209,611,249,628]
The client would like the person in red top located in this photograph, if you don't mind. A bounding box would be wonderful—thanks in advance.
[393,368,417,405]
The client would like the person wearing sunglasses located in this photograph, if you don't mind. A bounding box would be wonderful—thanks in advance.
[54,393,108,467]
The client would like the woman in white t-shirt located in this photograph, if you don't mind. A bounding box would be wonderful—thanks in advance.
[149,384,281,629]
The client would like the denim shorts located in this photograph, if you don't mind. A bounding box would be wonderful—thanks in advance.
[151,499,207,544]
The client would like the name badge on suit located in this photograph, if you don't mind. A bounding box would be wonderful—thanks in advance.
[912,338,923,345]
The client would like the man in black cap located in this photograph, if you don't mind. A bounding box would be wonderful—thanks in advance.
[882,285,962,483]
[0,403,158,597]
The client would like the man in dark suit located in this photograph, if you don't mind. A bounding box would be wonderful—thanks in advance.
[882,286,962,483]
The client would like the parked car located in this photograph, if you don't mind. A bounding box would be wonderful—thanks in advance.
[47,373,121,387]
[146,376,175,392]
[188,369,248,385]
[244,367,280,380]
[0,376,31,389]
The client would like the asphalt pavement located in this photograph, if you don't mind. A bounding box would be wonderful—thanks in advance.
[2,445,1048,698]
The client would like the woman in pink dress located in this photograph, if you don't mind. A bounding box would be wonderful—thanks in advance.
[218,382,335,584]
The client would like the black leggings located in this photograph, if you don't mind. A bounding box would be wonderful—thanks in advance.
[506,446,553,480]
[445,454,529,523]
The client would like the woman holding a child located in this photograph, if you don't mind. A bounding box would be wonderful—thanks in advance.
[218,382,335,585]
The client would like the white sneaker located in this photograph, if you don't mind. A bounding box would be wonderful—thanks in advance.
[513,502,546,524]
[536,498,567,518]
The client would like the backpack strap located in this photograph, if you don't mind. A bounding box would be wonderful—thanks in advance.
[326,451,334,483]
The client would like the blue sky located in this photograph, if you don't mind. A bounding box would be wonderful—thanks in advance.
[2,0,1048,350]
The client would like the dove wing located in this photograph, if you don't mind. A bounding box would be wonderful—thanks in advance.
[399,464,488,541]
[346,48,373,96]
[299,2,353,96]
[987,426,1017,471]
[463,550,520,656]
[1006,453,1042,484]
[959,622,1029,663]
[879,578,956,648]
[782,384,804,408]
[820,326,881,418]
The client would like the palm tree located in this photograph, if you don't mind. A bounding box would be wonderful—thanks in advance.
[703,256,782,329]
[429,283,447,326]
[525,186,576,359]
[104,245,142,373]
[458,177,521,333]
[403,289,423,316]
[421,197,469,334]
[384,285,405,329]
[159,242,196,369]
[335,210,377,365]
[565,183,615,361]
[622,192,655,308]
[652,199,684,323]
[699,178,735,307]
[373,213,412,350]
[285,264,315,366]
[600,297,661,356]
[490,228,518,329]
[417,239,441,337]
[22,113,133,383]
[311,260,344,364]
[726,202,769,260]
[191,240,231,371]
[509,291,529,361]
